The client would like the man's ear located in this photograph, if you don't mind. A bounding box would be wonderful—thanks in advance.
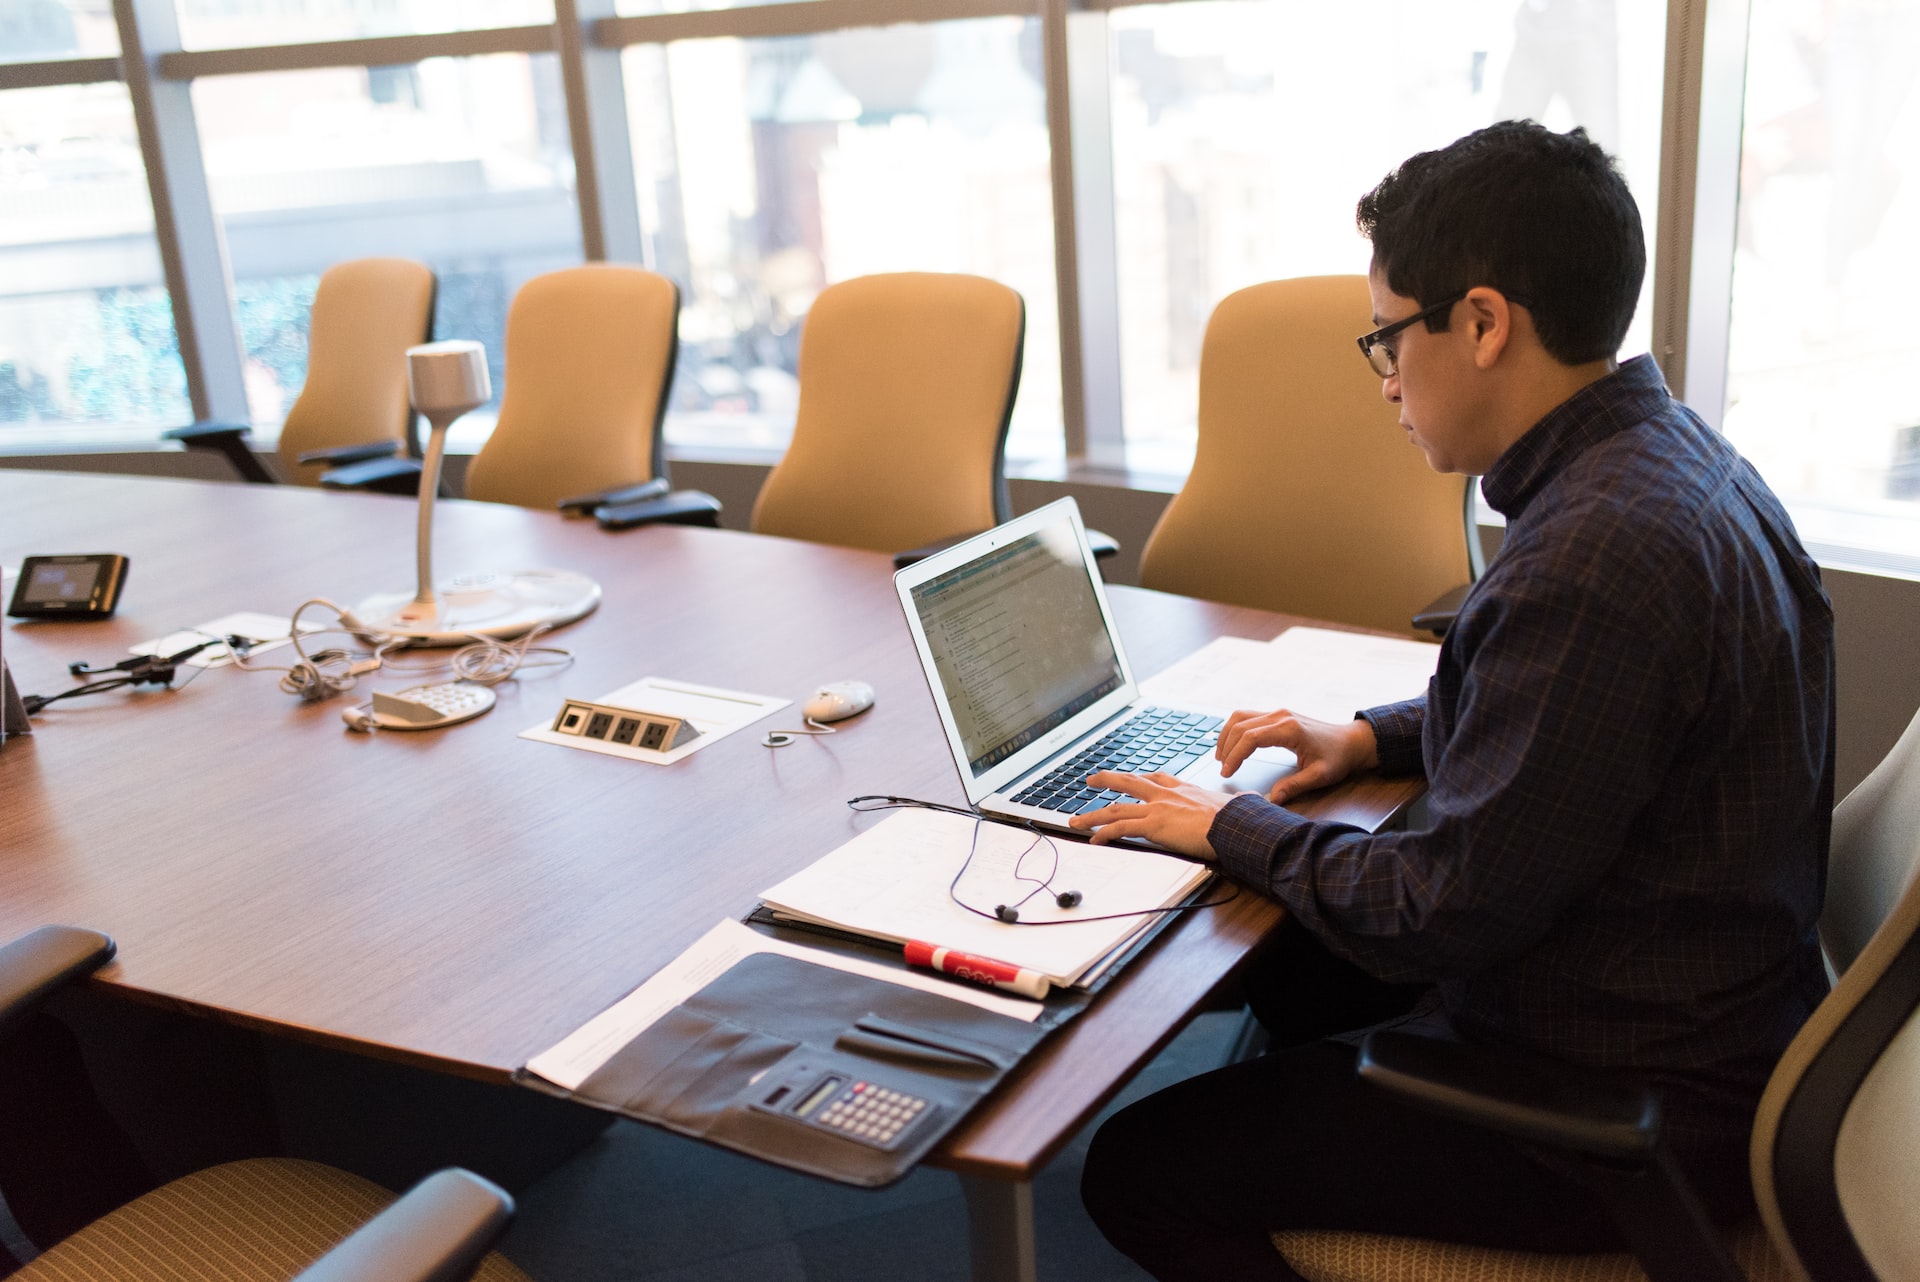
[1462,286,1513,370]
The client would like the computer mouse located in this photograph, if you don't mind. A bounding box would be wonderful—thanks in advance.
[803,680,875,723]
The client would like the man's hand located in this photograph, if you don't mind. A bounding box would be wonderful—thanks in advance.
[1067,772,1229,858]
[1216,709,1380,806]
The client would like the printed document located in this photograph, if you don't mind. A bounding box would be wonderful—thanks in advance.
[1140,626,1438,724]
[759,808,1212,987]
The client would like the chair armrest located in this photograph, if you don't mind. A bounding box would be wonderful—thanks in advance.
[162,421,251,446]
[596,490,723,530]
[297,441,402,468]
[321,456,426,496]
[558,477,668,518]
[1357,1029,1661,1163]
[0,926,116,1041]
[292,1168,514,1282]
[163,421,277,484]
[893,530,977,570]
[1412,583,1470,637]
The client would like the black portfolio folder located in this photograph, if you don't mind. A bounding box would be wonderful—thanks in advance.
[514,891,1201,1186]
[521,952,1051,1186]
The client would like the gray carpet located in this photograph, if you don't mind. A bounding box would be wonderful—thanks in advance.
[495,1010,1243,1282]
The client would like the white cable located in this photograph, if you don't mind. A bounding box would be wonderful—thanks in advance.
[226,598,404,702]
[227,602,571,701]
[763,718,838,748]
[447,624,573,685]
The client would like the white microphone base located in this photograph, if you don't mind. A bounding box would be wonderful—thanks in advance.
[353,569,601,645]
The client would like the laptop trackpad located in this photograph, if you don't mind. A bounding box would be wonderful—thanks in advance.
[1177,751,1296,799]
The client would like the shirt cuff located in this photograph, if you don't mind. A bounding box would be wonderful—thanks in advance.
[1360,699,1426,777]
[1208,791,1308,887]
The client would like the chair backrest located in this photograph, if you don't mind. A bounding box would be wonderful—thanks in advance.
[1752,706,1920,1282]
[276,258,436,485]
[463,264,679,510]
[749,272,1023,554]
[1137,276,1475,635]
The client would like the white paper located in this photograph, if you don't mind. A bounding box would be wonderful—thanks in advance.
[759,808,1212,986]
[524,917,1040,1091]
[1140,626,1439,725]
[131,612,322,668]
[519,676,788,763]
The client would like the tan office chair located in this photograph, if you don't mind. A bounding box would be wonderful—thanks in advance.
[1138,276,1479,637]
[167,258,437,492]
[465,264,682,511]
[328,264,718,525]
[1273,703,1920,1282]
[0,927,529,1282]
[748,272,1024,556]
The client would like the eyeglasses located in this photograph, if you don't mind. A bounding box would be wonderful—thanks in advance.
[1355,292,1465,378]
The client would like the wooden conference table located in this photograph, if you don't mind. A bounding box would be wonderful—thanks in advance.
[0,471,1422,1281]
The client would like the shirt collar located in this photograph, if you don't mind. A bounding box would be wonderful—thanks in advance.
[1480,354,1674,520]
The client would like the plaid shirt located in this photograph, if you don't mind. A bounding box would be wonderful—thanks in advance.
[1210,357,1833,1136]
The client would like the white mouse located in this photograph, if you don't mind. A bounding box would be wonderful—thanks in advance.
[803,680,875,723]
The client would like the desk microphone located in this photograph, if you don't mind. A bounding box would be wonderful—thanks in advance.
[349,341,600,645]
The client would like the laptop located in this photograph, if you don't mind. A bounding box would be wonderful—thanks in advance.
[893,497,1290,831]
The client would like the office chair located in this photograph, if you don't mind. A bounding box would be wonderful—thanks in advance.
[1137,276,1480,637]
[324,265,718,525]
[0,925,529,1282]
[166,258,437,495]
[1271,703,1920,1282]
[744,272,1105,563]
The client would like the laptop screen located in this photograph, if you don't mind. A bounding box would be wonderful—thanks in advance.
[907,513,1123,777]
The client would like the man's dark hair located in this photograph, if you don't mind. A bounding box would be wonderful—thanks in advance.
[1356,120,1645,366]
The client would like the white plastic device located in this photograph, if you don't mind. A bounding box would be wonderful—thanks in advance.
[342,682,496,732]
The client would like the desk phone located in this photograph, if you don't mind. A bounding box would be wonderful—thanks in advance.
[751,1063,937,1150]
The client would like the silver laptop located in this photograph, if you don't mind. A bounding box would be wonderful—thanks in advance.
[893,497,1288,830]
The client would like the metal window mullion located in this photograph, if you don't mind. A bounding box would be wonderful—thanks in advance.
[1057,3,1123,467]
[115,0,249,426]
[1039,0,1086,461]
[158,27,554,79]
[1680,0,1750,429]
[1651,0,1750,424]
[554,0,644,263]
[593,0,1032,48]
[0,58,124,91]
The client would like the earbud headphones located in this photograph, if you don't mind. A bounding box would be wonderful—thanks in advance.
[993,887,1083,923]
[844,794,1238,927]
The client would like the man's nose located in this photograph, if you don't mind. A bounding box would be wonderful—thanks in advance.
[1381,373,1401,405]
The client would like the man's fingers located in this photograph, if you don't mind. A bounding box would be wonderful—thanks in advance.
[1086,816,1154,845]
[1267,766,1326,806]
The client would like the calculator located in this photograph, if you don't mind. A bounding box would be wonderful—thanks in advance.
[751,1064,938,1150]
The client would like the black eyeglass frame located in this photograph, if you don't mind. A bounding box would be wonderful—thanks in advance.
[1354,291,1466,378]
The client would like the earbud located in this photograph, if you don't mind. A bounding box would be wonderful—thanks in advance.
[1056,890,1082,908]
[995,904,1020,923]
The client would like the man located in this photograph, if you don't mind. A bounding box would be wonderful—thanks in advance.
[1072,121,1833,1280]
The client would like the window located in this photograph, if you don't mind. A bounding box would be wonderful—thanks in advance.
[626,19,1066,464]
[2,0,119,62]
[191,54,582,443]
[1106,0,1667,474]
[0,84,189,436]
[1722,0,1920,569]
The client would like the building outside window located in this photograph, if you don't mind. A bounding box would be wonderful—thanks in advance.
[1106,0,1666,475]
[0,81,189,437]
[628,20,1064,464]
[1722,0,1920,567]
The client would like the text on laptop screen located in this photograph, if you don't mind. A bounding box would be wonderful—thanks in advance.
[908,523,1123,776]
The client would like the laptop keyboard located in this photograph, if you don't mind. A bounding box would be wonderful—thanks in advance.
[1010,706,1223,814]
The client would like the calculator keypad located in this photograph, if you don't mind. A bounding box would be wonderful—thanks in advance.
[814,1080,930,1148]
